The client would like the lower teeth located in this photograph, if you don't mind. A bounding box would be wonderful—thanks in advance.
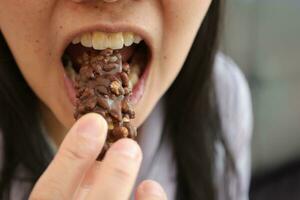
[65,61,76,82]
[129,64,140,86]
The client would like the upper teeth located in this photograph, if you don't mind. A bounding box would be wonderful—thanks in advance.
[72,31,143,50]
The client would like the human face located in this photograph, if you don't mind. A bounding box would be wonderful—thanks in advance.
[0,0,211,129]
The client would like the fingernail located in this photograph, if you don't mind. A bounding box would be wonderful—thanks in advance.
[141,181,165,197]
[76,114,106,139]
[110,139,140,159]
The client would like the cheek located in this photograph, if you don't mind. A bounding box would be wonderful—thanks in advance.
[0,1,74,128]
[159,0,211,85]
[134,1,211,126]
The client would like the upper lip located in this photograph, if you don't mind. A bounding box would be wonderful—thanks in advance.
[59,22,153,59]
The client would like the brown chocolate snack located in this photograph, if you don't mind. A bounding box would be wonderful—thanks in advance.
[73,49,137,160]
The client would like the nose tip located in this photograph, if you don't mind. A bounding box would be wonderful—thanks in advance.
[72,0,118,2]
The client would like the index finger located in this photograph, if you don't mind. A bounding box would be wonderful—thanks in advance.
[86,139,142,200]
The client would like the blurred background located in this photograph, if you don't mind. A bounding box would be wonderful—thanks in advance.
[221,0,300,199]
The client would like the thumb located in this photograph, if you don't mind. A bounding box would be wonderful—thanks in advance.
[30,113,107,200]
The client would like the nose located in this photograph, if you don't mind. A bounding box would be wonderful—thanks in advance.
[72,0,118,3]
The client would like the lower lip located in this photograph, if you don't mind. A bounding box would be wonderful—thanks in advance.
[63,73,77,106]
[63,61,151,107]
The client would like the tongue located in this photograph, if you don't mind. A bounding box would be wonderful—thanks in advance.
[66,44,137,64]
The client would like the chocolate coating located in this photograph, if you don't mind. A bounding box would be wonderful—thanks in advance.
[74,49,136,160]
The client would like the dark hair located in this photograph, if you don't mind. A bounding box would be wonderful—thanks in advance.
[0,1,226,199]
[166,1,224,199]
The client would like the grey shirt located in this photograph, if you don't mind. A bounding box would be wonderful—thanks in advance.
[134,53,253,200]
[1,53,253,200]
[213,53,253,200]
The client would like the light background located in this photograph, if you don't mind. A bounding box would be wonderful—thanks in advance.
[222,0,300,174]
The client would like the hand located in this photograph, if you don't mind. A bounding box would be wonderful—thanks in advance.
[29,113,167,200]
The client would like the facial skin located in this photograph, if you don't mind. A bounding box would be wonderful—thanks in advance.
[0,0,211,144]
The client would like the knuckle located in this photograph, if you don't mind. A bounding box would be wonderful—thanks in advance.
[60,147,88,161]
[108,163,133,183]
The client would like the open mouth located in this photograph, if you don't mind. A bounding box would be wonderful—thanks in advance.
[61,31,151,105]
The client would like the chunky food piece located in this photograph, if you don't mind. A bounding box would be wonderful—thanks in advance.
[73,49,137,159]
